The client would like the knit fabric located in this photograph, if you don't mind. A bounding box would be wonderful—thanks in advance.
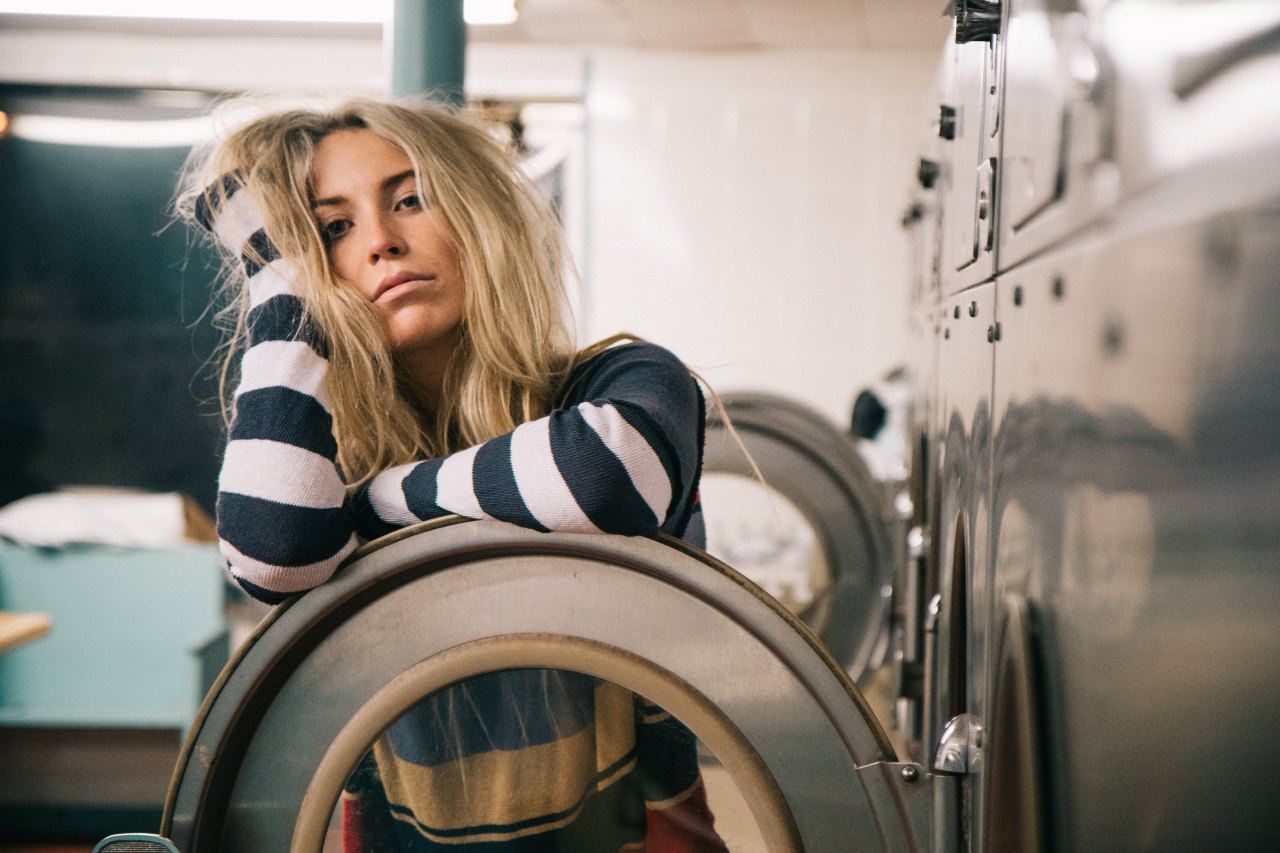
[342,675,730,852]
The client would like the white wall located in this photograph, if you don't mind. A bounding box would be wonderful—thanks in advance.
[577,49,936,424]
[1,26,939,423]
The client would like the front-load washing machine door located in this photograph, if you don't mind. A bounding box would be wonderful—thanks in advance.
[161,519,923,852]
[704,393,895,681]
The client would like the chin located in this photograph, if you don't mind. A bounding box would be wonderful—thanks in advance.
[388,322,464,360]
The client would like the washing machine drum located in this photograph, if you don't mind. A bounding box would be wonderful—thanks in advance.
[160,520,922,852]
[703,392,894,681]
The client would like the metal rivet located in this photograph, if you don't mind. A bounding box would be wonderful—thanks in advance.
[1013,285,1023,306]
[987,325,995,343]
[954,305,961,319]
[969,302,978,317]
[902,765,920,783]
[944,328,951,339]
[1052,277,1065,299]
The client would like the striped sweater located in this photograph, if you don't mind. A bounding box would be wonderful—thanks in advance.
[198,178,705,604]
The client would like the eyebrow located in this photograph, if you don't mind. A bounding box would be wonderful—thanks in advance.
[312,169,417,209]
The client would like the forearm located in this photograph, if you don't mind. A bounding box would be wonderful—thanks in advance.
[216,285,356,600]
[199,179,356,602]
[353,345,702,540]
[358,403,671,536]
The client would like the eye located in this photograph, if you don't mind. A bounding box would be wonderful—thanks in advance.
[320,218,351,244]
[396,193,422,211]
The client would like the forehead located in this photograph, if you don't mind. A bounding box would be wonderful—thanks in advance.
[310,128,414,198]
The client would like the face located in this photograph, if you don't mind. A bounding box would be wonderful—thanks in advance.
[310,128,466,367]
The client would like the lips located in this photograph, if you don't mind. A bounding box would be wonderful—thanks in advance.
[374,271,435,302]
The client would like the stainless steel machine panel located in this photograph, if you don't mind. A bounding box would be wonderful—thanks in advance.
[928,283,997,767]
[1000,0,1084,237]
[901,1,1280,849]
[1106,0,1280,201]
[991,169,1280,851]
[938,39,1001,290]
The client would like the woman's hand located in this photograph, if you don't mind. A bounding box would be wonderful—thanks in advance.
[195,172,267,257]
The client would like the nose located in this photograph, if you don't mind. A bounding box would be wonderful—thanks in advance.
[367,215,405,263]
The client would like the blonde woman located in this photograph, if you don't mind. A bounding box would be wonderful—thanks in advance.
[183,99,725,851]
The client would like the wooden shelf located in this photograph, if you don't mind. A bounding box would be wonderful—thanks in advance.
[0,612,52,655]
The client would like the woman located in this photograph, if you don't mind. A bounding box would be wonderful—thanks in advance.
[182,98,726,851]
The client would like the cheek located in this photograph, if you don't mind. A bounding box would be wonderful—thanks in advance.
[328,242,359,284]
[327,245,373,301]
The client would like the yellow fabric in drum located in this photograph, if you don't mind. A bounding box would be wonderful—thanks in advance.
[372,681,638,843]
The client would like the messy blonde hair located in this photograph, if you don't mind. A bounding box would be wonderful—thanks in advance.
[179,97,584,482]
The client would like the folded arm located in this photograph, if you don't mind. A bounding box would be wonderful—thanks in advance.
[198,178,357,603]
[352,344,703,543]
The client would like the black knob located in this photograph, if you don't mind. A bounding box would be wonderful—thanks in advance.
[939,105,957,140]
[955,0,1002,44]
[851,389,888,440]
[918,158,941,189]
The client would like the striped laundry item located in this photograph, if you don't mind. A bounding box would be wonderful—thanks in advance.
[341,672,729,853]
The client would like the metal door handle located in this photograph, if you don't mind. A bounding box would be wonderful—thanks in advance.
[1172,6,1280,98]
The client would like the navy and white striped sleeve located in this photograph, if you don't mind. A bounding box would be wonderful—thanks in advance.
[352,344,702,540]
[198,178,357,603]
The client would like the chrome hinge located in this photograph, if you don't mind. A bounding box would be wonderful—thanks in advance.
[934,712,984,775]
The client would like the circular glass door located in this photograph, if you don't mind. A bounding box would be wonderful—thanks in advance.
[704,393,894,680]
[314,667,769,852]
[162,519,919,852]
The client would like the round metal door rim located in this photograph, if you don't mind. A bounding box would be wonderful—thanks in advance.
[293,633,799,853]
[164,520,900,852]
[706,392,892,678]
[985,594,1047,853]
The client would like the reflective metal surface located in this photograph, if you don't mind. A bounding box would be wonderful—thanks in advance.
[984,595,1046,853]
[933,713,984,776]
[902,1,1280,849]
[92,836,180,853]
[162,519,914,852]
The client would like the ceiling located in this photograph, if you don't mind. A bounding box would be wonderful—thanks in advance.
[474,0,952,51]
[0,1,953,52]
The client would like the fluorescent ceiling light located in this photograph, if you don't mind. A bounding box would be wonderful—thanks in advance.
[464,0,518,26]
[0,0,518,25]
[6,114,217,147]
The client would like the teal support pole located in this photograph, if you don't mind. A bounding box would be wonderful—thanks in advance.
[391,0,467,104]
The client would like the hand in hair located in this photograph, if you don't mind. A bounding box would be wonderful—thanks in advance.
[198,173,356,603]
